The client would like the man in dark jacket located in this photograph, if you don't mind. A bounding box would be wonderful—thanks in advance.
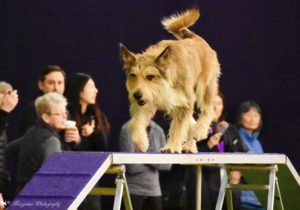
[19,65,66,136]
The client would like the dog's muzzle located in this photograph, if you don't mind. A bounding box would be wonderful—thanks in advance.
[133,92,146,106]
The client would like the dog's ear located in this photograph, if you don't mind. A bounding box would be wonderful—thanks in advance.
[119,43,136,70]
[155,46,170,64]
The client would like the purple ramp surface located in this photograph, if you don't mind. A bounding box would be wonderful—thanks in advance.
[8,152,111,210]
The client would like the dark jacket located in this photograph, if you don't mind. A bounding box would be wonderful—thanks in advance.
[197,124,248,153]
[16,120,62,193]
[0,110,8,134]
[0,110,10,192]
[74,108,107,152]
[19,101,37,136]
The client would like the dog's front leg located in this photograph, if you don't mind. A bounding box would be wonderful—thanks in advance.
[181,117,198,153]
[161,109,192,153]
[128,105,153,152]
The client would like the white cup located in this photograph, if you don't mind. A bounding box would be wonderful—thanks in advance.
[64,120,76,129]
[64,120,77,143]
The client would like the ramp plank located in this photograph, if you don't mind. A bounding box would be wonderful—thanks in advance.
[8,152,111,210]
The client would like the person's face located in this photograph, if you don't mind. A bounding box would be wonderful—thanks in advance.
[38,71,65,95]
[0,87,13,103]
[213,94,224,121]
[42,103,67,131]
[80,79,98,105]
[241,108,261,133]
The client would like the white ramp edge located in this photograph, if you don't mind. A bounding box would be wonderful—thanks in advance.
[112,153,287,165]
[286,157,300,186]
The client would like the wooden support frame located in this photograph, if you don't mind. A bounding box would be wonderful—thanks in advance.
[216,164,283,210]
[89,165,133,210]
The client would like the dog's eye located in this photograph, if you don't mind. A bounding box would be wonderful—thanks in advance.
[146,75,155,81]
[128,73,136,79]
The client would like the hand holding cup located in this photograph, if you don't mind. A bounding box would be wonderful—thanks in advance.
[64,120,80,144]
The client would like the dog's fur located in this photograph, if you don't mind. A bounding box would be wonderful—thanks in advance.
[120,8,220,153]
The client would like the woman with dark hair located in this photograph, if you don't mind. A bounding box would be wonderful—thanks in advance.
[235,101,264,210]
[191,91,248,210]
[236,101,263,153]
[64,73,110,152]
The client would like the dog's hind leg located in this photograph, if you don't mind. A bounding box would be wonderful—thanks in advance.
[188,50,220,144]
[161,108,192,153]
[182,116,198,153]
[189,81,218,143]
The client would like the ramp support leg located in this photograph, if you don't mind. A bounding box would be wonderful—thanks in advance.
[195,165,202,210]
[267,167,276,210]
[216,167,227,210]
[275,177,284,210]
[113,178,125,210]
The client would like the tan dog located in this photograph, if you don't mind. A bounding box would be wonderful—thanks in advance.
[120,8,220,153]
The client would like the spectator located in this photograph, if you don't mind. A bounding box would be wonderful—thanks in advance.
[235,101,264,210]
[64,73,110,210]
[194,91,248,210]
[0,82,18,209]
[64,73,110,152]
[119,107,171,210]
[19,65,66,135]
[16,93,80,194]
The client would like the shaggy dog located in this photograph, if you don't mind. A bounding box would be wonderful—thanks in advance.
[119,8,220,153]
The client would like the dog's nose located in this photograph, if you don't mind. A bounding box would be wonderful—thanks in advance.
[133,92,142,100]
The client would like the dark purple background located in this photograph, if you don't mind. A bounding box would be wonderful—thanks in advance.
[1,1,299,171]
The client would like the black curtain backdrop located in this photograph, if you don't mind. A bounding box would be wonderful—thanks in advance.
[0,1,299,171]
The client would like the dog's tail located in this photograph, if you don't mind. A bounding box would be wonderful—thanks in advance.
[162,8,200,39]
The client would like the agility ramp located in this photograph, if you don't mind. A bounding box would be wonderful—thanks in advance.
[8,152,112,210]
[8,152,300,210]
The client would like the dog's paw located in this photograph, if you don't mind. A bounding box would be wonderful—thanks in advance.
[132,137,149,152]
[197,132,208,141]
[190,125,208,141]
[182,140,198,153]
[160,143,182,153]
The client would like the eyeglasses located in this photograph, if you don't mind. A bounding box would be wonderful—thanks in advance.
[47,111,68,117]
